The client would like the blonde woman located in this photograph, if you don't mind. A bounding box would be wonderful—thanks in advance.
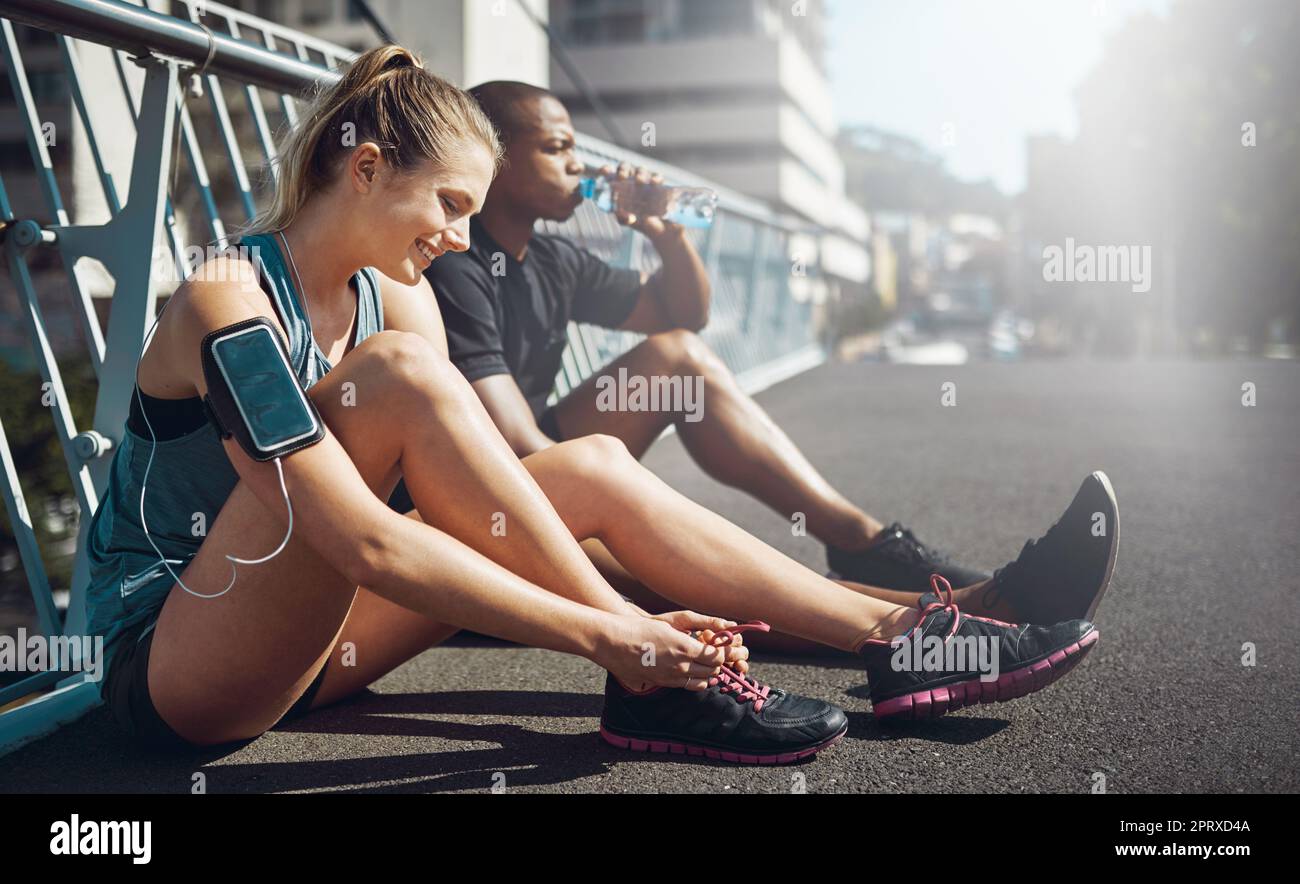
[87,46,1106,764]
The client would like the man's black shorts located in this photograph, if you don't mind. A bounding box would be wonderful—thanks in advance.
[102,619,328,752]
[538,405,566,442]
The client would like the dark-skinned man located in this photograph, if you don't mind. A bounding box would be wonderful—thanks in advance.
[420,79,998,622]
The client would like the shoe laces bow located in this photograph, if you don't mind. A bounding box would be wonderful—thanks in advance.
[698,622,773,711]
[919,574,963,643]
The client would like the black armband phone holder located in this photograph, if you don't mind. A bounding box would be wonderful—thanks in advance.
[200,317,325,462]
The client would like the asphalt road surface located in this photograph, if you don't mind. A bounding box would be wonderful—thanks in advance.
[2,358,1297,793]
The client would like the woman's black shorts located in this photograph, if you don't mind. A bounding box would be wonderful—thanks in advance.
[102,619,328,752]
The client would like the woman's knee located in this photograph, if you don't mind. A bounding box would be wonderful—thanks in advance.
[325,330,470,410]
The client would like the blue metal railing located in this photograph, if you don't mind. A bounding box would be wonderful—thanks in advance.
[0,0,823,756]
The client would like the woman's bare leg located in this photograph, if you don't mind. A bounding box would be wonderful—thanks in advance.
[581,534,1005,651]
[300,511,462,709]
[146,333,712,744]
[306,504,848,711]
[579,537,844,656]
[521,436,919,653]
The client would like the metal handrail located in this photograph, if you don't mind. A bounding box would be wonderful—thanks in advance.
[191,0,356,64]
[0,0,335,94]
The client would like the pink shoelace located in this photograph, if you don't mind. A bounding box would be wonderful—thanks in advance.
[919,573,1016,644]
[697,621,773,711]
[920,574,964,643]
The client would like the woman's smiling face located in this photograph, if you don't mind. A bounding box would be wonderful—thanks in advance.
[349,139,496,285]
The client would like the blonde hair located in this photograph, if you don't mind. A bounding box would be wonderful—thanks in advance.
[244,44,502,234]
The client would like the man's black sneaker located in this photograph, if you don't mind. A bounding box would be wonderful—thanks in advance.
[860,576,1099,721]
[600,622,848,764]
[827,522,988,591]
[980,471,1120,624]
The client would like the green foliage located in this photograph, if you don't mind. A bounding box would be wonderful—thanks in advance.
[0,355,97,601]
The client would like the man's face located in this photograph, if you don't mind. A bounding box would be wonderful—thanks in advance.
[493,95,586,221]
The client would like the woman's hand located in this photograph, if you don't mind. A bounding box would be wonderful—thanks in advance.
[597,615,740,692]
[649,610,750,675]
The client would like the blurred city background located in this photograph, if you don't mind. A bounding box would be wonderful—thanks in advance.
[1,0,1297,648]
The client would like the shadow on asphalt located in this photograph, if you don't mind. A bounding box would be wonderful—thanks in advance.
[846,709,1011,745]
[247,689,1013,792]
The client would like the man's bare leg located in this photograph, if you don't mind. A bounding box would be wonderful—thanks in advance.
[552,331,881,552]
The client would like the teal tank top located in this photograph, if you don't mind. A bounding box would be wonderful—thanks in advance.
[83,233,384,674]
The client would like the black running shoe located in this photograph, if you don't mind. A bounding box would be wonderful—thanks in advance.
[600,623,848,764]
[980,471,1120,624]
[860,576,1099,721]
[827,522,988,591]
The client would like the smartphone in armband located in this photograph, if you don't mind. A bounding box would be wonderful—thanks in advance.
[200,317,325,462]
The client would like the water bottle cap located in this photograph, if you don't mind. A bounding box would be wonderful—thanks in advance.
[579,178,596,200]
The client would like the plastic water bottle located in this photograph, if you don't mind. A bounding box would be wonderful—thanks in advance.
[580,172,718,229]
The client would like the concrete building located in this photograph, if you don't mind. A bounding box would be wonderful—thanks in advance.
[547,0,871,297]
[242,0,550,88]
[839,124,1011,328]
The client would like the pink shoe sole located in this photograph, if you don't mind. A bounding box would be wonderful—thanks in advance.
[872,628,1099,721]
[599,724,848,765]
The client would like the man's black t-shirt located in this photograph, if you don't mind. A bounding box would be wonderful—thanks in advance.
[426,216,642,418]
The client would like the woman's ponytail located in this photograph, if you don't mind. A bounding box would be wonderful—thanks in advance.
[243,44,500,234]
